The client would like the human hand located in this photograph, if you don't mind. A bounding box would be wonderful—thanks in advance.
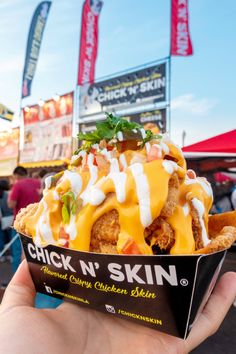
[0,260,235,354]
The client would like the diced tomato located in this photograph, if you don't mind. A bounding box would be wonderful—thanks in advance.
[59,239,69,248]
[107,144,114,151]
[187,169,196,179]
[59,226,69,239]
[147,145,162,162]
[121,240,142,255]
[63,240,69,248]
[90,148,96,154]
[95,154,108,169]
[59,227,70,248]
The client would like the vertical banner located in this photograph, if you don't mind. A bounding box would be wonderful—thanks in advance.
[78,0,103,85]
[21,1,52,98]
[171,0,193,56]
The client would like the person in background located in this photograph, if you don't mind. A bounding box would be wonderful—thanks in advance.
[0,179,13,263]
[38,169,48,180]
[211,181,234,214]
[7,166,41,272]
[231,183,236,209]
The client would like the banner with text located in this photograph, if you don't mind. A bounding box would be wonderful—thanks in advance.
[20,93,73,163]
[79,62,167,117]
[21,1,51,98]
[171,0,193,56]
[78,0,103,85]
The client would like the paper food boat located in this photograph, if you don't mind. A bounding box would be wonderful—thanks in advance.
[20,233,226,339]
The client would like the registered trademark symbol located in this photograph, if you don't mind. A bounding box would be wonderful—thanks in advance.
[94,262,100,269]
[180,279,189,286]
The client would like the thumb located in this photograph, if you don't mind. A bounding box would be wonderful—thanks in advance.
[186,271,236,352]
[1,259,36,310]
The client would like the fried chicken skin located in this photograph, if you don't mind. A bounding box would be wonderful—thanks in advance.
[14,114,236,255]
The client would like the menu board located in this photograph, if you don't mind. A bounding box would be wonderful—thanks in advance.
[123,108,167,134]
[79,62,167,118]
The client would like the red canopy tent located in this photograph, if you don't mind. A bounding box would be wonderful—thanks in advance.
[182,130,236,177]
[182,129,236,156]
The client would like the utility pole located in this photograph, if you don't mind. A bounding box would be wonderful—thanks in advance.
[182,130,186,147]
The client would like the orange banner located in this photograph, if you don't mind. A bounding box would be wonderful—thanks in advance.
[20,92,73,164]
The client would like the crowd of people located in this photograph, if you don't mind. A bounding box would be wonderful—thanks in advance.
[211,180,236,214]
[0,166,53,283]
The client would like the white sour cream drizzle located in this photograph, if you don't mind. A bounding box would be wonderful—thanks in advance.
[196,178,213,197]
[183,203,189,216]
[162,160,178,174]
[185,178,213,197]
[106,158,127,203]
[110,158,120,173]
[130,154,145,165]
[87,153,94,165]
[100,148,112,160]
[65,213,77,240]
[83,187,106,206]
[129,163,152,228]
[109,172,127,203]
[140,128,146,139]
[145,142,151,155]
[80,164,98,202]
[64,170,82,196]
[117,131,124,141]
[78,150,87,158]
[88,164,98,186]
[191,198,210,246]
[35,201,55,246]
[119,154,127,169]
[44,176,52,189]
[53,190,60,200]
[160,141,170,154]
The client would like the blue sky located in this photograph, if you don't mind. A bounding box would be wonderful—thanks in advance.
[0,0,235,146]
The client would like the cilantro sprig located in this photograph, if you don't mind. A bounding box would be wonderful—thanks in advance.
[78,113,141,144]
[141,130,162,147]
[77,112,161,153]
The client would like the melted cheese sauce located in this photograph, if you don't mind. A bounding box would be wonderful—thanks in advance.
[22,138,213,254]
